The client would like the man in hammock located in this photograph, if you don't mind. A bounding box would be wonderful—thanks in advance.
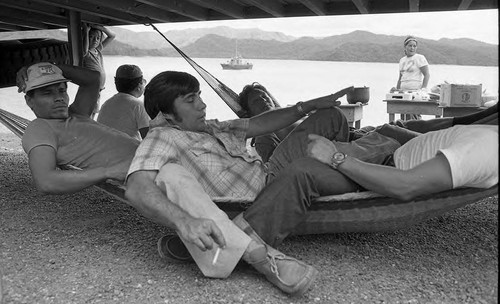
[125,71,401,296]
[307,125,498,200]
[17,62,138,194]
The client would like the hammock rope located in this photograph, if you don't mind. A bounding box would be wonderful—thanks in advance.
[146,22,248,118]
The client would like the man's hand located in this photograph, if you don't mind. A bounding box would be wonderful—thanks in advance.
[307,134,338,165]
[306,94,341,110]
[16,66,28,93]
[177,217,226,251]
[82,22,90,32]
[305,86,353,110]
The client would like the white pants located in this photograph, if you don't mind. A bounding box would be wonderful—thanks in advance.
[155,163,251,278]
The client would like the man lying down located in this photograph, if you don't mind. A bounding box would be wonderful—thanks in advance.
[16,62,498,297]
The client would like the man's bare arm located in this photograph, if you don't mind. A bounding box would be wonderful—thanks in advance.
[93,25,116,48]
[125,170,226,251]
[28,145,127,194]
[247,86,352,138]
[58,64,101,117]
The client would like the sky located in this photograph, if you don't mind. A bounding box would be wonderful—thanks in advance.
[121,9,498,44]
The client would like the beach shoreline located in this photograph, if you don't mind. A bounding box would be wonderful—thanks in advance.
[0,131,497,303]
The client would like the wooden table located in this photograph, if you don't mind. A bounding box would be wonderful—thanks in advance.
[338,103,365,128]
[383,100,442,122]
[441,106,484,117]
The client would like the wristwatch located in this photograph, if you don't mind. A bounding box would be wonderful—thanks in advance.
[296,101,308,117]
[330,152,347,169]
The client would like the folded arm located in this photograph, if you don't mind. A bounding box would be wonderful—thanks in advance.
[93,24,116,48]
[27,145,125,194]
[59,64,101,117]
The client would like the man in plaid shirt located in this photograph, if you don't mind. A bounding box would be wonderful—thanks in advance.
[125,71,399,296]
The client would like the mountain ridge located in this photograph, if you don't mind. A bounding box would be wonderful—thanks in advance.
[0,28,497,66]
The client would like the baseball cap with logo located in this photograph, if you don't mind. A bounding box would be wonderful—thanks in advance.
[24,62,69,92]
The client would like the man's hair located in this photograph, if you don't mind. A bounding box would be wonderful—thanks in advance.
[115,77,142,94]
[144,71,200,119]
[238,82,280,116]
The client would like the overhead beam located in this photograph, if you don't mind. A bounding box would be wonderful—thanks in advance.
[458,0,474,10]
[138,0,209,21]
[297,0,327,16]
[0,6,68,28]
[351,0,370,14]
[409,0,420,12]
[244,0,286,17]
[1,0,66,19]
[183,0,246,19]
[78,0,193,23]
[0,15,52,30]
[28,0,141,25]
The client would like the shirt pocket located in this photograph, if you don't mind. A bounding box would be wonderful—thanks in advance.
[190,141,237,174]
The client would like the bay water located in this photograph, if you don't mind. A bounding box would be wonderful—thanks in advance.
[1,56,498,133]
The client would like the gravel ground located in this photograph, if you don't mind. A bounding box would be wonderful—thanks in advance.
[0,132,498,304]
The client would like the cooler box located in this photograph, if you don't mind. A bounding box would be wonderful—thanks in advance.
[439,84,482,107]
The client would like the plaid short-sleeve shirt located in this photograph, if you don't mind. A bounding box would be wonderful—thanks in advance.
[127,114,266,199]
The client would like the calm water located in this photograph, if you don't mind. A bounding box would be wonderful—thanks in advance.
[1,56,498,133]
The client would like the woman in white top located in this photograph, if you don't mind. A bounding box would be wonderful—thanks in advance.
[393,35,430,120]
[396,35,430,91]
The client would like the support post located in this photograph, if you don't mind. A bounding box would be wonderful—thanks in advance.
[66,10,83,66]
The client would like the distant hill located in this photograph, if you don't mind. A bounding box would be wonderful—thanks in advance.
[1,28,497,66]
[106,28,497,66]
[109,26,295,49]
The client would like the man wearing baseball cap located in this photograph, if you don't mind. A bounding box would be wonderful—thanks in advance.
[19,62,139,193]
[97,64,150,140]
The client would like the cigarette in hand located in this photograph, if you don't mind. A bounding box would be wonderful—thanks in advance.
[212,247,221,265]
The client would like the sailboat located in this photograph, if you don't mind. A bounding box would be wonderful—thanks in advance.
[220,40,253,70]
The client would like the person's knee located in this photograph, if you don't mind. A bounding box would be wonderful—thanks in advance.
[281,158,318,179]
[155,163,197,189]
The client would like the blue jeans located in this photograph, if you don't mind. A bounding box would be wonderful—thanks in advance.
[243,108,400,247]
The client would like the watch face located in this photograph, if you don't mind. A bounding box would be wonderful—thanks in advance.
[333,152,345,162]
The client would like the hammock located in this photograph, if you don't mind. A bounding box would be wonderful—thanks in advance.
[0,107,497,235]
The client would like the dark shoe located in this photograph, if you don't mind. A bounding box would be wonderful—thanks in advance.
[244,244,318,296]
[157,235,193,262]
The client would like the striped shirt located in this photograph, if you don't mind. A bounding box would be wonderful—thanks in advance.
[127,114,266,199]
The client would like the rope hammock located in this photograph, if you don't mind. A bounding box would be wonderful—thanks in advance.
[0,108,497,235]
[146,23,249,118]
